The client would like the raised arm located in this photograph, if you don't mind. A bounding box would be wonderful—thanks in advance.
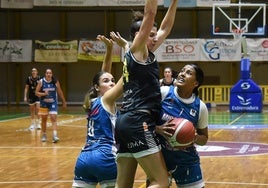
[131,0,158,59]
[97,35,114,73]
[152,0,178,52]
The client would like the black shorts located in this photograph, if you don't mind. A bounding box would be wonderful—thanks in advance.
[29,96,40,105]
[115,110,161,158]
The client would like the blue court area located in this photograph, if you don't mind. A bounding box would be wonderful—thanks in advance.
[208,109,268,129]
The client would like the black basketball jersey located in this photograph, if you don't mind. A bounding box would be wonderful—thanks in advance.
[121,50,161,115]
[26,75,41,99]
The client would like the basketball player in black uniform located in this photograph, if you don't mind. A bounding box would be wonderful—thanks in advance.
[24,68,41,130]
[114,0,178,187]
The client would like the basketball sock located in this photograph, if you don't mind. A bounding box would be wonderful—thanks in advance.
[53,130,57,137]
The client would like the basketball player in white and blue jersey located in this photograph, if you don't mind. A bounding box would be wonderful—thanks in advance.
[72,34,125,188]
[156,64,209,188]
[35,69,66,143]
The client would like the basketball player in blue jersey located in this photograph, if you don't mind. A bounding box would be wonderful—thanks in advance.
[114,0,178,187]
[35,68,67,143]
[156,64,209,188]
[24,68,41,130]
[72,34,126,188]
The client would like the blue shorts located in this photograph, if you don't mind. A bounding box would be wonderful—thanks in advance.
[73,145,117,187]
[39,101,58,115]
[162,146,205,188]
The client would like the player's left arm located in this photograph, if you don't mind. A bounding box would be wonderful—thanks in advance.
[152,0,178,52]
[56,81,67,108]
[97,35,113,73]
[194,101,209,146]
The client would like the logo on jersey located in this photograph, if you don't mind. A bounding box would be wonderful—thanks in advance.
[190,109,197,117]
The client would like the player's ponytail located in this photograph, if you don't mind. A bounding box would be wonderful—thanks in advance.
[82,71,106,113]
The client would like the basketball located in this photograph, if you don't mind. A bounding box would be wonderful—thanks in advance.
[167,118,196,148]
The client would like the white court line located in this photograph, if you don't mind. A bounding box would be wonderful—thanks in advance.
[0,180,267,186]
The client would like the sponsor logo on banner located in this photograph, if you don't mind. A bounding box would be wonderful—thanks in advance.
[155,39,200,62]
[0,40,32,62]
[200,39,241,61]
[78,40,121,62]
[246,38,268,61]
[34,40,78,62]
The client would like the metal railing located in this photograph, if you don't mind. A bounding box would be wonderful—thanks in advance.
[198,85,268,105]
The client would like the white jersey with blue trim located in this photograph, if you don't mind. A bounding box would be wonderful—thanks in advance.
[84,97,117,153]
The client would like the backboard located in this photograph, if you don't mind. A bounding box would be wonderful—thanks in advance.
[212,3,266,38]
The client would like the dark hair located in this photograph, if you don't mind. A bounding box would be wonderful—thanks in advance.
[130,11,158,41]
[83,71,107,112]
[190,64,204,96]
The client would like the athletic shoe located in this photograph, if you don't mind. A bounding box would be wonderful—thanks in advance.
[41,134,47,142]
[36,124,41,130]
[28,124,35,130]
[52,136,60,143]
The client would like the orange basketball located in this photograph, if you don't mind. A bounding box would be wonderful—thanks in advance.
[167,118,196,148]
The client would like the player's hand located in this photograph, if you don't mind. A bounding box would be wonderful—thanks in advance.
[96,35,113,50]
[155,119,175,140]
[110,31,129,50]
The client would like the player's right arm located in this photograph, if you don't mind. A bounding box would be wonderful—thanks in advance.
[24,84,29,102]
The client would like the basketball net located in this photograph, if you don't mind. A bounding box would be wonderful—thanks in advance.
[232,29,244,39]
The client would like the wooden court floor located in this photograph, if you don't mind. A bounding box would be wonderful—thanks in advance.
[0,105,268,188]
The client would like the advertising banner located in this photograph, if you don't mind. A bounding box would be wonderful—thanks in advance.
[199,39,241,61]
[1,0,33,9]
[34,0,163,6]
[0,40,32,62]
[246,38,268,61]
[78,40,121,62]
[164,0,196,8]
[155,39,200,62]
[34,0,96,6]
[196,0,230,7]
[34,40,78,62]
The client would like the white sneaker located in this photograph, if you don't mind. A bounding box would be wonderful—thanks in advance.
[28,124,35,130]
[52,136,60,143]
[41,134,47,142]
[36,124,41,130]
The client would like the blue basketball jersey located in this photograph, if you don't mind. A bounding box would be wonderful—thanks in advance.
[160,86,200,128]
[73,97,118,186]
[159,86,205,187]
[40,78,57,103]
[84,97,117,153]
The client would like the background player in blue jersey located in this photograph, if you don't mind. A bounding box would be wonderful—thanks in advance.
[35,68,67,143]
[114,0,178,187]
[24,67,41,130]
[72,34,126,188]
[156,64,209,188]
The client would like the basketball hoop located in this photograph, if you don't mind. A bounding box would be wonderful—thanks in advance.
[232,29,244,39]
